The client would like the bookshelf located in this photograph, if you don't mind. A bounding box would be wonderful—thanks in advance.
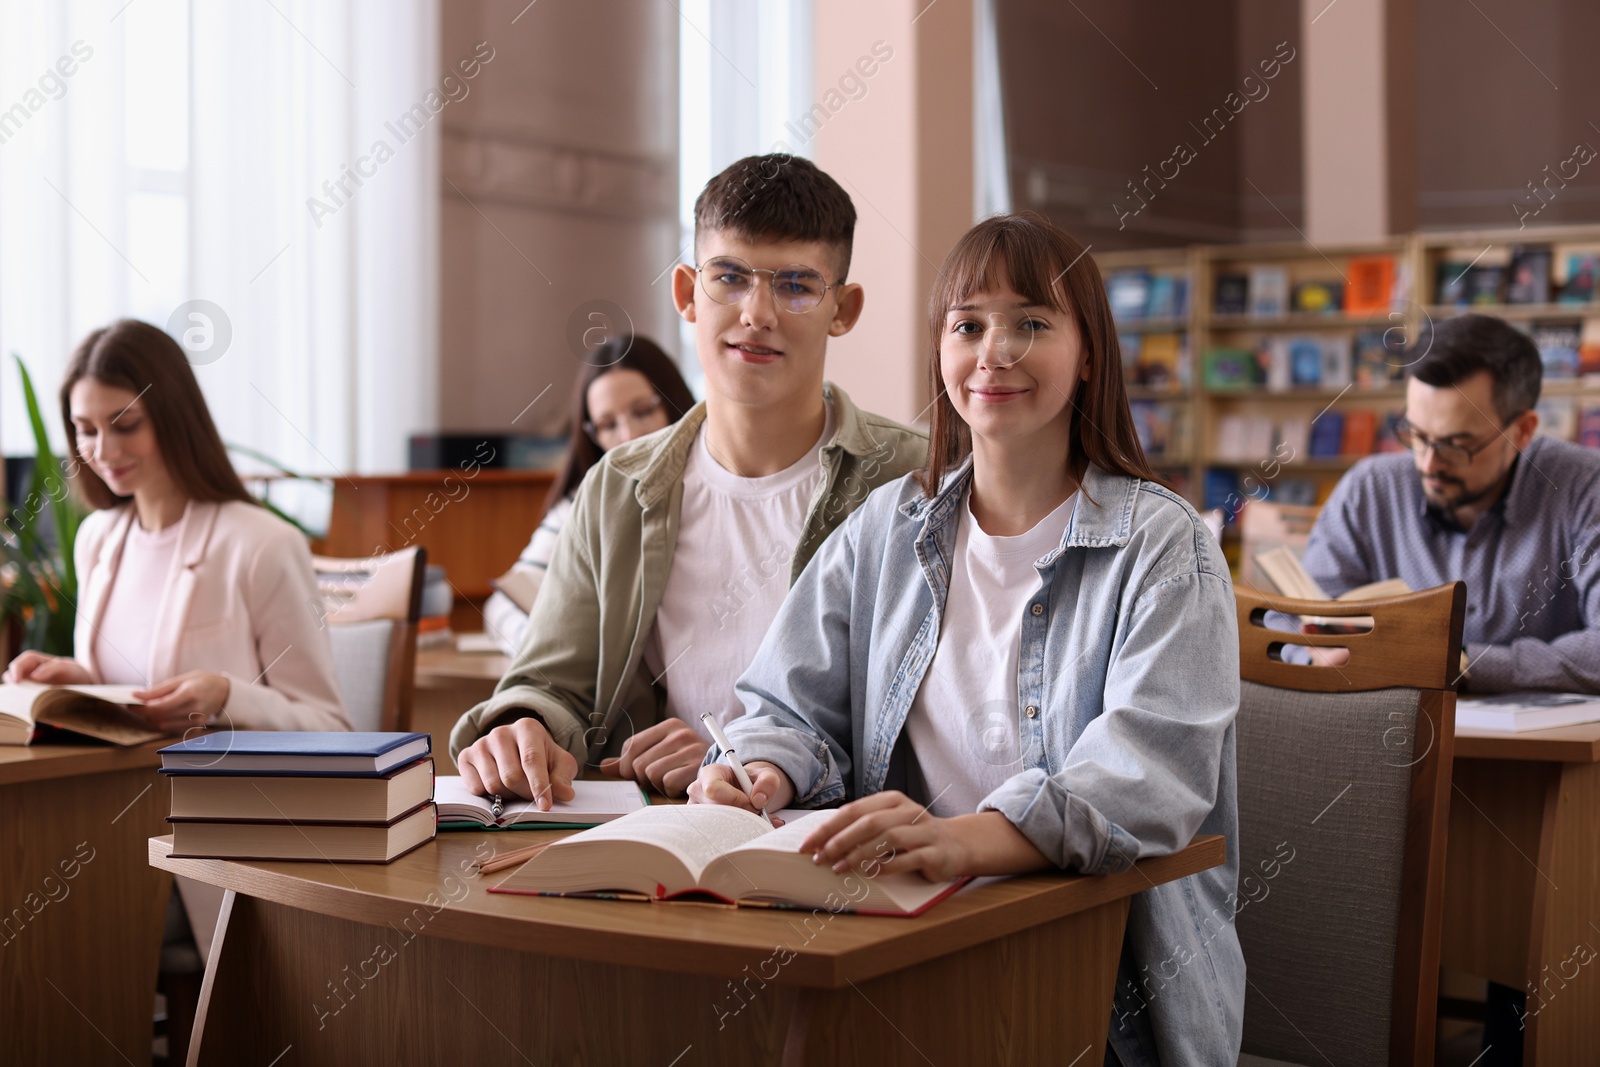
[1099,224,1600,534]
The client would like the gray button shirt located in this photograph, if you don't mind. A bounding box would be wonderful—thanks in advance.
[1300,435,1600,693]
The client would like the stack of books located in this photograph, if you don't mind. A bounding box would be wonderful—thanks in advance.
[161,732,437,863]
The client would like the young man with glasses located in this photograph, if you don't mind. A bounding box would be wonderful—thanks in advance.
[450,154,927,805]
[1300,312,1600,699]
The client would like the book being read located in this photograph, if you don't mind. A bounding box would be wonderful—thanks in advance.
[488,805,967,916]
[435,775,647,829]
[0,683,159,746]
[1252,546,1411,630]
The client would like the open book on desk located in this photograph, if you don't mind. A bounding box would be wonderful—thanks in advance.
[1253,546,1411,631]
[1457,691,1600,732]
[0,683,158,746]
[435,775,647,829]
[487,805,967,916]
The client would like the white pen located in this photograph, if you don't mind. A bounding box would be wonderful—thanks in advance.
[700,713,773,827]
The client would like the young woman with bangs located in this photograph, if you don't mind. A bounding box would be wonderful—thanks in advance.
[691,212,1245,1064]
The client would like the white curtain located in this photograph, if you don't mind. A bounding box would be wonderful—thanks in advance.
[0,0,438,477]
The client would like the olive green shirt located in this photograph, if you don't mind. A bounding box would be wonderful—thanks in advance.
[449,382,928,767]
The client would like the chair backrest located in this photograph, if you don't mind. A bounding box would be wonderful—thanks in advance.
[311,547,427,733]
[1233,582,1464,1067]
[1238,500,1321,594]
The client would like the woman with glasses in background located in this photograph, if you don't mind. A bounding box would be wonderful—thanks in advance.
[483,335,695,655]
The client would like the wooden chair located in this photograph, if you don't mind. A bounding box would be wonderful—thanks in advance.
[1233,582,1464,1067]
[312,546,427,732]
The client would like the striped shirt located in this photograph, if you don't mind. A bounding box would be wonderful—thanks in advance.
[1301,435,1600,693]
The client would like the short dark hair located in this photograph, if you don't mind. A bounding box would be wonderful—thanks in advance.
[693,154,857,280]
[61,319,255,511]
[1409,313,1541,420]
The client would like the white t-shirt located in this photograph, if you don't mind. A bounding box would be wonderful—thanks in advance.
[646,401,835,740]
[93,515,185,686]
[904,489,1077,818]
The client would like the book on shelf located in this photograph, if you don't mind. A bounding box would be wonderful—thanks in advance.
[1580,406,1600,449]
[159,731,432,776]
[1463,265,1505,306]
[1248,265,1290,317]
[1291,280,1343,315]
[1308,413,1344,458]
[1344,256,1395,314]
[1269,478,1319,507]
[1456,691,1600,733]
[1214,415,1274,462]
[1535,398,1578,441]
[1580,319,1600,377]
[1435,260,1470,306]
[1286,336,1322,388]
[1146,273,1188,319]
[1134,332,1187,390]
[1278,417,1311,459]
[1378,411,1407,453]
[1558,249,1599,304]
[486,805,967,916]
[1107,269,1152,321]
[1507,246,1553,305]
[1202,468,1240,515]
[1203,347,1261,389]
[1353,329,1400,388]
[1340,410,1378,456]
[168,801,438,862]
[1319,333,1353,388]
[435,776,648,830]
[0,684,158,747]
[168,758,436,822]
[1532,320,1581,379]
[1213,273,1250,315]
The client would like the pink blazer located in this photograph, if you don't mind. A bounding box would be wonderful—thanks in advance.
[73,500,350,732]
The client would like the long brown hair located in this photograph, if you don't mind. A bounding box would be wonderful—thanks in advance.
[547,335,696,512]
[918,212,1160,496]
[60,319,254,511]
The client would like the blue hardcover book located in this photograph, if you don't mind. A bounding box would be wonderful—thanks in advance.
[159,731,432,776]
[1308,413,1345,457]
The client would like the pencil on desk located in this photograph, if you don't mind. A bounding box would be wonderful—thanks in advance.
[475,839,558,875]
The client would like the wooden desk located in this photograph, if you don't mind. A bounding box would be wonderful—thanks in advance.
[413,646,510,774]
[1,741,172,1066]
[151,831,1224,1065]
[1444,723,1600,1064]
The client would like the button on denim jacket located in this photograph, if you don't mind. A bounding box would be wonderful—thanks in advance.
[718,458,1245,1066]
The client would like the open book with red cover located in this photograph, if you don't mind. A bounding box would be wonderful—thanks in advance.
[487,805,967,916]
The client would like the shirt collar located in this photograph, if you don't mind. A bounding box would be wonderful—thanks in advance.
[898,455,1138,552]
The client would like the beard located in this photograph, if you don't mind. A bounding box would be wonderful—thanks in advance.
[1421,468,1508,516]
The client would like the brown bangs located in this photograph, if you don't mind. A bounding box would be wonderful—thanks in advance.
[917,212,1162,497]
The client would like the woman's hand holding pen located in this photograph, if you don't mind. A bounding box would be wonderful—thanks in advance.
[689,760,795,817]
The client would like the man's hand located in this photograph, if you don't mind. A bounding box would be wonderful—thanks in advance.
[458,717,578,811]
[688,759,794,814]
[4,652,94,686]
[134,672,231,735]
[599,718,710,797]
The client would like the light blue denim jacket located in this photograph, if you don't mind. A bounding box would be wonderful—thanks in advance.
[718,458,1245,1066]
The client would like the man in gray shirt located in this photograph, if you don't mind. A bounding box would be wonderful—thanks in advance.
[1301,312,1600,695]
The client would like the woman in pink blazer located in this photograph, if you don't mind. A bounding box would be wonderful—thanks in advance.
[3,319,349,734]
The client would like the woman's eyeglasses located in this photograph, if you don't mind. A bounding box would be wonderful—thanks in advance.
[585,395,666,444]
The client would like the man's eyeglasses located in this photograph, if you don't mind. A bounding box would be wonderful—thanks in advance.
[695,256,838,314]
[585,395,665,443]
[1392,413,1522,466]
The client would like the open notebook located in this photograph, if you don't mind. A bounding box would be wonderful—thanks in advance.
[487,805,966,915]
[435,776,648,829]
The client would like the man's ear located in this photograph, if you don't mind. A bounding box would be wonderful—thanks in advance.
[829,283,865,337]
[672,264,698,323]
[1512,407,1540,449]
